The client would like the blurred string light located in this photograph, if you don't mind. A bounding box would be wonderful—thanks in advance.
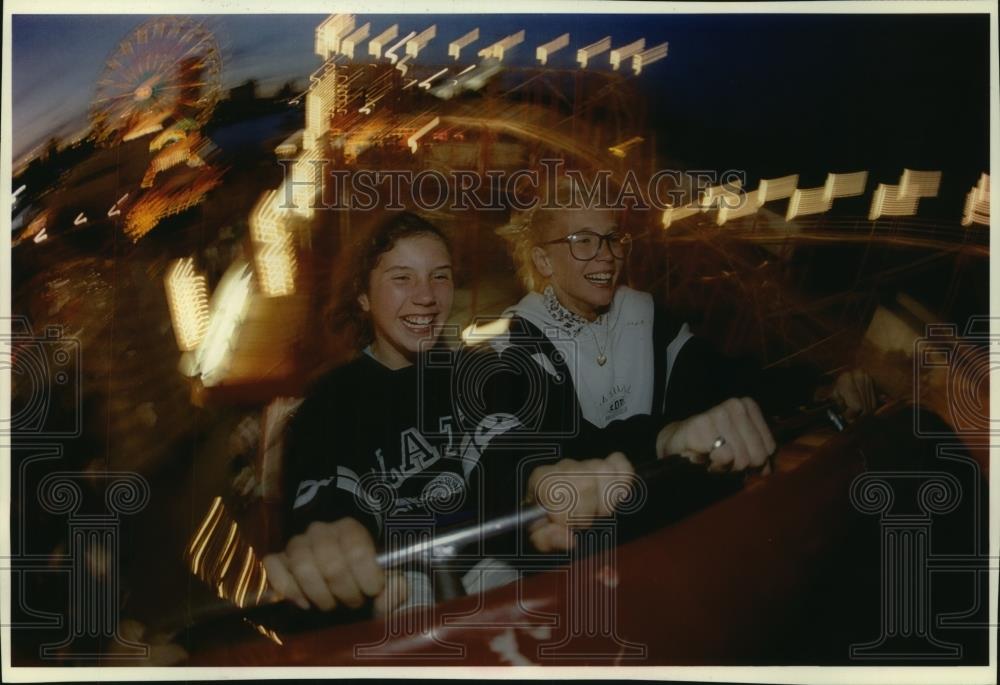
[632,42,669,75]
[408,116,441,154]
[660,168,966,229]
[899,168,943,199]
[577,36,611,68]
[315,14,355,59]
[786,186,831,221]
[195,262,253,385]
[369,24,399,59]
[250,189,298,297]
[449,28,479,60]
[756,174,799,206]
[823,171,868,202]
[340,22,371,59]
[479,30,525,61]
[406,25,437,58]
[386,31,416,65]
[186,496,271,610]
[961,173,989,227]
[610,39,645,71]
[164,257,211,352]
[536,33,569,66]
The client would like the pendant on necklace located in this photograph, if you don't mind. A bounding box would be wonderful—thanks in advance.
[597,354,607,366]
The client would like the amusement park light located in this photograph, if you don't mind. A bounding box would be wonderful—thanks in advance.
[823,171,868,201]
[315,14,356,58]
[536,33,570,65]
[251,189,299,297]
[33,228,48,244]
[164,257,211,352]
[961,173,990,227]
[786,187,832,221]
[340,23,371,59]
[74,212,88,226]
[868,183,919,221]
[632,42,669,75]
[577,36,611,68]
[479,30,525,61]
[420,68,450,90]
[408,117,441,153]
[108,192,129,218]
[289,147,325,218]
[610,39,645,70]
[608,136,644,158]
[449,28,480,60]
[369,24,399,59]
[304,65,340,151]
[899,168,942,199]
[661,205,699,229]
[757,174,799,206]
[717,190,760,225]
[386,31,416,65]
[698,179,743,212]
[406,25,437,58]
[196,262,253,386]
[462,317,512,345]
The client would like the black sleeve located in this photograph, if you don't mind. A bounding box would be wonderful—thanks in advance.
[663,334,826,422]
[281,381,382,542]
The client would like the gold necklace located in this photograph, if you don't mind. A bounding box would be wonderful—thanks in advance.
[587,315,609,366]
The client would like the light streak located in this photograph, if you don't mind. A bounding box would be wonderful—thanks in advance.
[164,257,211,352]
[195,262,253,385]
[419,68,450,90]
[536,33,569,65]
[757,174,799,206]
[449,28,479,60]
[786,187,832,221]
[479,30,525,61]
[577,36,611,68]
[961,173,989,227]
[369,24,399,59]
[385,30,415,64]
[899,168,942,198]
[823,171,868,201]
[632,42,668,75]
[339,22,370,59]
[868,183,919,220]
[610,38,645,70]
[315,14,355,58]
[406,25,437,58]
[717,189,760,225]
[407,116,441,153]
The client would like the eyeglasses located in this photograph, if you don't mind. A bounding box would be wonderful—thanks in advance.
[541,230,633,261]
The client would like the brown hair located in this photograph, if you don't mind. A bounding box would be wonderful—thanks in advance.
[328,211,451,349]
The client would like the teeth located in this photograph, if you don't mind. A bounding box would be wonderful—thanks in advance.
[402,315,434,326]
[585,273,612,283]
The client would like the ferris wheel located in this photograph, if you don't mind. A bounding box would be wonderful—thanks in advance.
[90,17,223,146]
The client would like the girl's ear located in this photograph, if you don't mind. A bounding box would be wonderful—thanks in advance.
[531,246,553,278]
[358,293,371,312]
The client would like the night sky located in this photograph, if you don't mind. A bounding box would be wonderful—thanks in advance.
[12,11,991,202]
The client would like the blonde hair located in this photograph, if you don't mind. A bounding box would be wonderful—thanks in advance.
[497,173,621,292]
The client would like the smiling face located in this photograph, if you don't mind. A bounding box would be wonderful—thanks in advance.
[530,208,623,320]
[358,233,454,369]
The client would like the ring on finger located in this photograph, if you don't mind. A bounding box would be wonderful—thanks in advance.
[711,435,726,451]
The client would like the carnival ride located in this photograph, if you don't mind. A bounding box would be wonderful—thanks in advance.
[8,12,991,668]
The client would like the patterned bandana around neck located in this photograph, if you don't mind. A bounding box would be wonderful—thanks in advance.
[542,285,609,335]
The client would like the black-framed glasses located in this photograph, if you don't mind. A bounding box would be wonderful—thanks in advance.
[541,230,633,261]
